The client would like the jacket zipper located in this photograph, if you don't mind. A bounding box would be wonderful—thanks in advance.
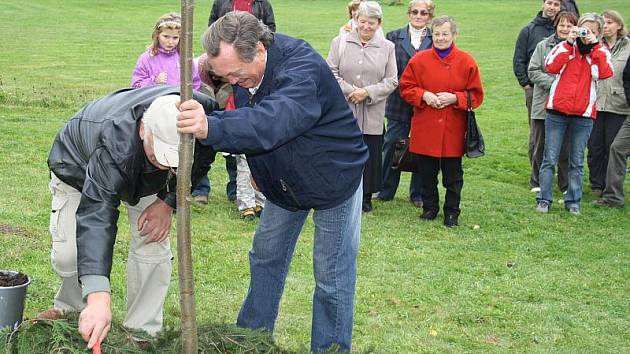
[165,169,174,193]
[280,178,302,208]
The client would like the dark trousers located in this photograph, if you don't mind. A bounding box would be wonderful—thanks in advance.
[192,153,237,200]
[225,154,237,200]
[379,118,422,201]
[602,115,630,205]
[417,154,463,216]
[530,119,570,191]
[588,111,627,191]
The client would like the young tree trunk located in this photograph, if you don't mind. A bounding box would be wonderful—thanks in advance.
[176,1,198,353]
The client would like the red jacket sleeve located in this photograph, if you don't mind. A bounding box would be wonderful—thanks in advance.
[545,41,573,74]
[454,57,484,111]
[399,56,426,108]
[590,44,614,80]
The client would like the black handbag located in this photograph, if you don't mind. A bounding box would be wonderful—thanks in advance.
[391,137,416,172]
[465,91,485,158]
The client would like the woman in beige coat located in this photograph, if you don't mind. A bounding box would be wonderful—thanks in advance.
[327,1,398,212]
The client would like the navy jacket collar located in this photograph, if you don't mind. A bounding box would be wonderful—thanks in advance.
[400,25,432,58]
[242,33,280,101]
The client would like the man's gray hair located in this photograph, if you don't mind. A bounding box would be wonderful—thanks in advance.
[357,1,383,21]
[201,11,273,62]
[432,15,458,34]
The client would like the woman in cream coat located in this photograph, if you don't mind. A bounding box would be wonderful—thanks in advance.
[327,1,398,212]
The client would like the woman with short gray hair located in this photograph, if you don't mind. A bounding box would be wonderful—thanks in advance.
[338,0,384,38]
[399,15,484,227]
[327,1,398,212]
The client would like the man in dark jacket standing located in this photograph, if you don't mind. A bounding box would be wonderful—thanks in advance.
[513,0,561,191]
[562,0,579,16]
[43,86,216,349]
[209,0,275,32]
[194,0,276,203]
[178,12,367,352]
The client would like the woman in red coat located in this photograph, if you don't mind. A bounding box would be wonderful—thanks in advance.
[400,16,483,227]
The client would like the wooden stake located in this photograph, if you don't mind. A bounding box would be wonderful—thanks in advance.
[176,0,198,353]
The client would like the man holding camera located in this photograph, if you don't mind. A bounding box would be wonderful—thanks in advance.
[513,0,562,192]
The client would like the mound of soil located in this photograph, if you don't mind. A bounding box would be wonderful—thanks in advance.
[0,271,28,287]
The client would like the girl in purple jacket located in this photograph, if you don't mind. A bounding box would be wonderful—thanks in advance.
[131,12,201,90]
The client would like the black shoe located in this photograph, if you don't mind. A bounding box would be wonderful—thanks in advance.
[362,200,373,213]
[420,209,437,220]
[444,214,458,227]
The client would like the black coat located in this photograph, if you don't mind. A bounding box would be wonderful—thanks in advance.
[384,26,432,123]
[208,0,276,32]
[561,0,579,16]
[513,11,555,87]
[48,85,217,279]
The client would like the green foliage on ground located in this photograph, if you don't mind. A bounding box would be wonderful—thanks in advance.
[1,0,630,353]
[0,314,290,353]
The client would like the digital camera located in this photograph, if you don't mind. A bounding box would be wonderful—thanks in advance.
[575,27,589,37]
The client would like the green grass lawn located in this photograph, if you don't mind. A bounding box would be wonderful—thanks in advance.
[2,0,630,352]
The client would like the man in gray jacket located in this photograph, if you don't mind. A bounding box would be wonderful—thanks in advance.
[513,0,561,191]
[42,86,215,349]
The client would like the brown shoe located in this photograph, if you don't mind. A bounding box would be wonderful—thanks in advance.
[193,195,208,204]
[36,308,64,320]
[254,205,263,217]
[241,207,256,221]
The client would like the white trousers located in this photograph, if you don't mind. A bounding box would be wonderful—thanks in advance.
[235,154,266,211]
[48,173,172,335]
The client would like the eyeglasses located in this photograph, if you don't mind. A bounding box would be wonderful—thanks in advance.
[409,9,430,16]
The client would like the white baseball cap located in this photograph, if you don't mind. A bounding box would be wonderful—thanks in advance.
[143,94,180,167]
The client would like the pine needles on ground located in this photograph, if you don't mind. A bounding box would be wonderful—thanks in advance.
[0,314,292,354]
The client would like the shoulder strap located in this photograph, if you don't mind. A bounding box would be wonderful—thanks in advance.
[466,91,472,111]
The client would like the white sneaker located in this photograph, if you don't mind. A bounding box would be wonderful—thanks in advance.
[567,206,580,215]
[530,187,541,193]
[536,201,550,213]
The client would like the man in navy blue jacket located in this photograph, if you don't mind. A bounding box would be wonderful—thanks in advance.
[178,12,368,352]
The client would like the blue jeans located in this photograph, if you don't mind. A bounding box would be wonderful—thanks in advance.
[192,174,211,196]
[379,118,422,201]
[237,183,362,352]
[538,111,593,209]
[191,154,237,200]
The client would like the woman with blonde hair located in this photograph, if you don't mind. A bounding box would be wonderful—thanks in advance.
[587,10,630,198]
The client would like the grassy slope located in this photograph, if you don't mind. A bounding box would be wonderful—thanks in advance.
[1,0,630,352]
